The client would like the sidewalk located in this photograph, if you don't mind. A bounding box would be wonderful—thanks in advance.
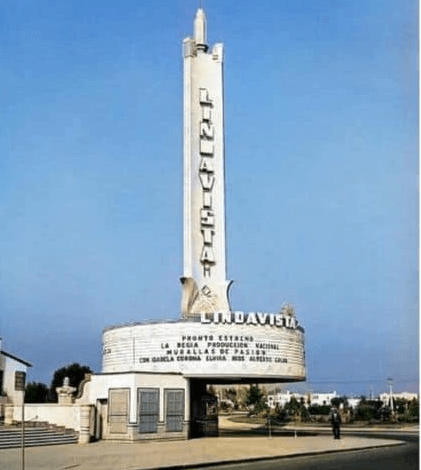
[0,433,404,470]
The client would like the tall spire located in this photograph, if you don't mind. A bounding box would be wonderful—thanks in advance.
[194,8,207,51]
[182,7,231,317]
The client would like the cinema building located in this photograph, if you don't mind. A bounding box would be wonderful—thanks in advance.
[8,8,306,443]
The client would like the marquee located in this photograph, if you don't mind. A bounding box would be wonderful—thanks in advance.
[102,316,305,383]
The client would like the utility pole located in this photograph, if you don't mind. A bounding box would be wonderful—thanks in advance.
[14,371,26,470]
[387,377,394,415]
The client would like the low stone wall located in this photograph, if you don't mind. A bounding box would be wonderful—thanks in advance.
[6,403,93,443]
[10,404,81,431]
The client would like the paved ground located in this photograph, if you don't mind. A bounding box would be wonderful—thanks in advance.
[0,419,410,470]
[0,435,405,470]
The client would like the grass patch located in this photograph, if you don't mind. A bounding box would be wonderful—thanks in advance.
[227,416,267,425]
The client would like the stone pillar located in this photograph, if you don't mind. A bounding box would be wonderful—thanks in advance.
[79,405,92,444]
[56,377,77,405]
[4,405,14,425]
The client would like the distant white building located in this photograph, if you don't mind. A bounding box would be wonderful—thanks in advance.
[347,397,361,409]
[267,391,341,409]
[0,338,32,413]
[266,390,306,408]
[309,391,339,406]
[267,391,420,411]
[379,392,418,405]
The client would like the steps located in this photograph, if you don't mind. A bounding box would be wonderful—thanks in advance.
[0,426,78,449]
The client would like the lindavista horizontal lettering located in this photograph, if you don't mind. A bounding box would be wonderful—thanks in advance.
[200,311,298,329]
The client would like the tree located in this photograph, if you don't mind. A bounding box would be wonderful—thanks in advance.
[223,387,237,407]
[331,397,341,408]
[284,397,300,416]
[394,398,408,415]
[246,384,268,415]
[331,396,348,409]
[354,405,376,421]
[236,386,249,410]
[49,363,92,402]
[359,395,367,405]
[25,382,49,403]
[408,399,419,419]
[308,404,331,416]
[354,400,383,422]
[378,406,392,422]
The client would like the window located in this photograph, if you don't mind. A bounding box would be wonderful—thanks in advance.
[165,389,185,432]
[138,389,159,433]
[14,371,26,391]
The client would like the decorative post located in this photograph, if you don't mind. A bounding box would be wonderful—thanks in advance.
[56,377,76,405]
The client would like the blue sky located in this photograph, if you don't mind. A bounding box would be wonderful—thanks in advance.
[1,0,418,396]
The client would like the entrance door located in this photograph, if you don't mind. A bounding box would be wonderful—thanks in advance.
[189,380,218,437]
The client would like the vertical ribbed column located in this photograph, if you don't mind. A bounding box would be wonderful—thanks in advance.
[78,405,92,444]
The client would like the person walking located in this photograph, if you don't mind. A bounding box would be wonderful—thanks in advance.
[330,407,341,439]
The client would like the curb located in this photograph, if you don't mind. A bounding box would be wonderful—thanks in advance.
[136,440,405,470]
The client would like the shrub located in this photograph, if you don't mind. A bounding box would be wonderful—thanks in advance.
[308,405,331,415]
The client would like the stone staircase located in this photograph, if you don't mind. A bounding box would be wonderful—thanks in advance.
[0,424,78,449]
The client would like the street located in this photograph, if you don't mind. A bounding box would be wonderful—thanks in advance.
[192,432,418,470]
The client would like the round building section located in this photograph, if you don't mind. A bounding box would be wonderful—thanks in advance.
[102,313,306,383]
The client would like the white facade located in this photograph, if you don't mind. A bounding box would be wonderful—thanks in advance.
[181,8,232,317]
[347,398,361,409]
[102,317,306,382]
[267,391,305,408]
[0,339,32,406]
[75,372,190,441]
[309,391,338,406]
[267,391,340,408]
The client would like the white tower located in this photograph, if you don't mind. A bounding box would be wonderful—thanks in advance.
[181,8,232,318]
